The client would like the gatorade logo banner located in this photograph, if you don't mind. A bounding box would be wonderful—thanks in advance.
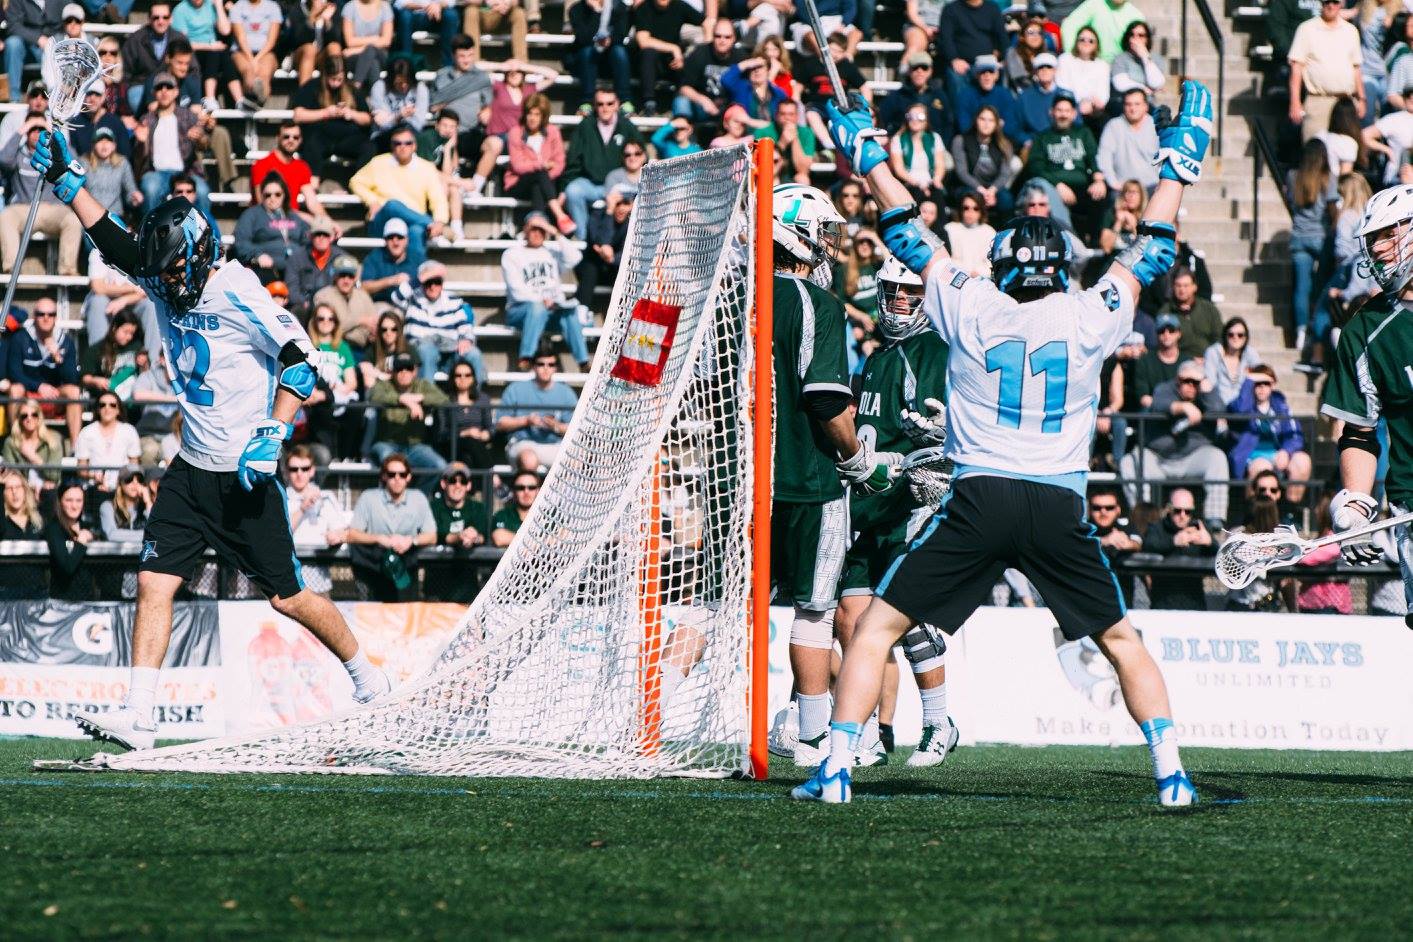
[611,298,681,387]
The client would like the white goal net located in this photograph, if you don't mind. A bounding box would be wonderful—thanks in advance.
[100,144,766,778]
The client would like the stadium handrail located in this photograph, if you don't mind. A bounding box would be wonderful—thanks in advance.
[1180,0,1225,156]
[1249,115,1292,262]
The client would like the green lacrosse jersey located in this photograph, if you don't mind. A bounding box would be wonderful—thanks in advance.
[1321,293,1413,505]
[773,273,851,503]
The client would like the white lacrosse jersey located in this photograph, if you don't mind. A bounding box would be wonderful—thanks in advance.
[154,261,315,472]
[924,258,1134,494]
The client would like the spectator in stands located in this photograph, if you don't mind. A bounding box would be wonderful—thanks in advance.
[1098,177,1144,256]
[293,52,376,188]
[501,213,589,371]
[1005,16,1052,91]
[1161,267,1224,361]
[1289,0,1365,141]
[835,232,879,370]
[485,60,559,138]
[1296,496,1352,614]
[172,0,240,111]
[76,392,141,493]
[901,0,943,69]
[1204,316,1261,407]
[1133,312,1181,407]
[91,41,139,132]
[491,470,540,546]
[80,128,141,220]
[79,310,144,398]
[432,461,488,553]
[1087,486,1141,602]
[878,52,950,139]
[0,469,43,541]
[575,191,634,313]
[130,348,178,465]
[796,31,870,146]
[675,20,745,122]
[359,311,410,389]
[228,0,281,107]
[1288,140,1338,357]
[285,0,342,87]
[6,298,82,444]
[651,115,705,158]
[235,174,313,284]
[446,363,494,469]
[46,482,96,602]
[430,36,503,198]
[316,255,379,349]
[1097,87,1157,193]
[633,0,706,116]
[756,35,795,99]
[944,193,997,277]
[343,0,396,88]
[496,347,578,471]
[394,0,461,66]
[251,122,330,223]
[369,353,450,486]
[1058,26,1110,131]
[369,58,430,150]
[305,303,362,459]
[951,109,1016,224]
[360,218,421,303]
[953,58,1015,149]
[1267,0,1321,69]
[1122,359,1230,528]
[1061,0,1143,66]
[7,0,63,104]
[1141,218,1212,312]
[709,104,754,148]
[1362,86,1413,174]
[349,125,449,265]
[504,93,573,231]
[416,111,473,245]
[287,219,350,318]
[100,466,153,542]
[1308,172,1374,370]
[1022,90,1106,239]
[1014,53,1066,147]
[890,104,948,202]
[757,99,814,185]
[72,83,132,159]
[281,445,347,592]
[1227,364,1312,503]
[566,0,633,113]
[936,0,1007,101]
[347,452,437,602]
[1386,13,1413,111]
[2,403,65,491]
[0,83,49,151]
[0,118,83,276]
[557,88,645,236]
[604,142,646,212]
[1141,488,1214,610]
[392,259,484,382]
[60,0,86,39]
[465,0,529,62]
[132,72,214,218]
[719,56,788,127]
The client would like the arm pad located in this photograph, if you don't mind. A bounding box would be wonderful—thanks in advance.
[1113,221,1178,288]
[804,389,853,422]
[1338,424,1381,458]
[277,341,317,399]
[878,205,943,277]
[85,211,141,278]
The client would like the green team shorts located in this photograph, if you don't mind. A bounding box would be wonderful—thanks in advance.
[771,496,849,611]
[840,520,911,597]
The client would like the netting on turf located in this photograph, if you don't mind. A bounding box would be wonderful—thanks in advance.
[103,144,762,778]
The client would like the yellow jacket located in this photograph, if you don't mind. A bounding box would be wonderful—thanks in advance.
[349,153,450,224]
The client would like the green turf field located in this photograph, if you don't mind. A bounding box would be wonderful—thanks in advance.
[1,738,1409,940]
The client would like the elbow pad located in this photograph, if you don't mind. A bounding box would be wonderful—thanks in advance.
[1338,424,1381,458]
[878,205,942,277]
[804,389,853,422]
[277,341,317,398]
[1114,221,1177,288]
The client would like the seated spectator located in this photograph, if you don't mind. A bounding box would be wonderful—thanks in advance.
[343,0,395,89]
[172,0,242,111]
[1227,365,1312,504]
[2,401,65,492]
[84,249,161,364]
[251,122,330,222]
[1005,16,1053,90]
[501,213,589,370]
[360,219,421,304]
[495,347,579,471]
[1160,267,1223,360]
[1097,88,1158,194]
[796,31,870,146]
[415,110,473,245]
[1133,312,1182,407]
[878,51,950,137]
[675,20,745,122]
[485,59,559,137]
[633,0,705,116]
[71,82,132,159]
[1203,316,1260,407]
[305,304,363,460]
[130,348,179,465]
[141,39,237,195]
[1109,21,1164,101]
[834,232,880,371]
[292,53,375,188]
[0,84,51,152]
[429,36,503,198]
[933,0,1007,97]
[1062,0,1144,67]
[6,1,62,104]
[1097,177,1145,257]
[392,260,484,382]
[833,179,876,236]
[1014,52,1064,145]
[76,393,142,494]
[432,461,488,551]
[1225,498,1293,612]
[465,0,530,62]
[0,468,43,541]
[346,452,437,601]
[566,0,632,113]
[314,254,378,348]
[287,219,351,319]
[7,299,82,443]
[80,127,141,218]
[504,93,573,231]
[100,465,153,542]
[955,56,1022,149]
[603,142,646,213]
[1141,488,1215,611]
[890,104,949,202]
[46,482,97,602]
[368,353,450,488]
[235,174,312,283]
[651,115,706,158]
[1021,90,1106,238]
[557,87,646,236]
[1121,359,1230,527]
[349,125,448,266]
[1058,26,1110,131]
[1363,88,1413,176]
[710,104,755,148]
[80,311,145,398]
[1141,218,1212,312]
[394,0,460,66]
[756,100,815,185]
[949,106,1016,222]
[757,35,796,100]
[358,311,409,390]
[944,192,997,277]
[491,470,540,547]
[229,0,282,106]
[1296,495,1353,615]
[720,56,787,127]
[445,363,495,469]
[283,445,348,548]
[369,57,429,149]
[133,72,214,218]
[1087,486,1141,604]
[0,118,83,276]
[575,192,634,314]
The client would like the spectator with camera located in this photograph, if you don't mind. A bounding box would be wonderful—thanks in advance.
[346,452,438,601]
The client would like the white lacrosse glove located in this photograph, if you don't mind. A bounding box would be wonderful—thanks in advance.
[900,398,946,448]
[837,441,901,495]
[1330,488,1384,566]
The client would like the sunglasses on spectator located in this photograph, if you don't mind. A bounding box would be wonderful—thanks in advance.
[122,472,145,483]
[280,132,302,140]
[99,47,119,56]
[422,277,444,288]
[314,313,335,322]
[262,189,283,199]
[443,473,470,485]
[155,82,176,91]
[1177,377,1200,386]
[150,13,170,20]
[20,411,40,420]
[594,99,617,107]
[533,360,557,368]
[1170,507,1193,516]
[174,188,196,197]
[98,400,119,410]
[34,309,55,318]
[380,325,399,333]
[1090,502,1119,512]
[1158,326,1179,334]
[1252,380,1273,387]
[453,369,474,378]
[383,469,411,480]
[623,148,645,156]
[713,30,734,38]
[513,484,540,492]
[1256,486,1280,496]
[1226,330,1246,338]
[288,464,313,473]
[386,234,406,240]
[393,139,416,148]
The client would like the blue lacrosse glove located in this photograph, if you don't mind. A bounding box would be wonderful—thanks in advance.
[32,130,85,204]
[824,94,889,177]
[237,420,293,491]
[1154,80,1213,186]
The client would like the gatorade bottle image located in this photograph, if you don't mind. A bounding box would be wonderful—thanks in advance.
[289,629,335,722]
[247,622,298,726]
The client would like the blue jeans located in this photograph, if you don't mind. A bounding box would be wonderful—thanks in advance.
[561,177,605,239]
[671,96,714,122]
[569,45,631,108]
[370,441,447,493]
[506,299,589,365]
[395,6,461,62]
[4,37,40,103]
[1289,232,1325,333]
[81,0,136,15]
[414,336,485,383]
[140,170,212,220]
[371,199,433,267]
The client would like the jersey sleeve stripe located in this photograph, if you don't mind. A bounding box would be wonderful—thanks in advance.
[803,382,853,395]
[1320,403,1379,426]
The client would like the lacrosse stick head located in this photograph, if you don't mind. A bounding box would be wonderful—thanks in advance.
[42,38,102,124]
[1214,528,1307,591]
[901,446,952,508]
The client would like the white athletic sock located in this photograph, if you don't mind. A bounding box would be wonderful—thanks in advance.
[469,173,486,195]
[658,664,688,705]
[919,683,948,727]
[796,692,831,742]
[343,649,379,692]
[126,666,159,725]
[825,720,861,775]
[1141,718,1183,780]
[862,709,880,751]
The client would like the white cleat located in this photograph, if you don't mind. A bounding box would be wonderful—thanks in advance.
[907,717,960,768]
[1157,770,1199,807]
[74,707,156,752]
[790,761,852,803]
[353,667,392,704]
[855,739,888,767]
[793,731,828,768]
[768,702,800,758]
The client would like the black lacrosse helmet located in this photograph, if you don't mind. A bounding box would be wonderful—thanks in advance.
[989,215,1072,298]
[135,196,216,312]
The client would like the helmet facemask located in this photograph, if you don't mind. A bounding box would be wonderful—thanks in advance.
[1360,219,1413,295]
[877,279,927,341]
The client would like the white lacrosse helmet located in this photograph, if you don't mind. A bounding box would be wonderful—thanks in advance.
[876,255,927,341]
[1356,184,1413,294]
[773,183,846,269]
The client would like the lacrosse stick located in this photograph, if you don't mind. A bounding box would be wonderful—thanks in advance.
[900,445,952,508]
[0,38,101,334]
[1214,510,1413,590]
[799,0,850,111]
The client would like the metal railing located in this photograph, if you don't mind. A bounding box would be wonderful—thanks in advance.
[1180,0,1226,156]
[1248,115,1293,262]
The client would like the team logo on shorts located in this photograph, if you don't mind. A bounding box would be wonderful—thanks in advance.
[140,540,159,562]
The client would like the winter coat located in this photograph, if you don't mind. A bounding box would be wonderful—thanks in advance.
[1226,382,1305,477]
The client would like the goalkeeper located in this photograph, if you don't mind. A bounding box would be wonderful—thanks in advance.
[29,130,390,752]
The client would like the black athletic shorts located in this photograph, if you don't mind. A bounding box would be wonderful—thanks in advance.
[877,475,1126,641]
[139,456,305,599]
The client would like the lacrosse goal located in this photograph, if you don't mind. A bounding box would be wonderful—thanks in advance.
[97,141,777,779]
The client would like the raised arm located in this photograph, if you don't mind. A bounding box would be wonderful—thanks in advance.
[31,130,140,275]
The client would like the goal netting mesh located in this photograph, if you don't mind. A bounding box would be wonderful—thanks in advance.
[102,144,763,778]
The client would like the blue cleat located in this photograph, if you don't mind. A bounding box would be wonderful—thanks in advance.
[1157,770,1199,807]
[790,761,852,803]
